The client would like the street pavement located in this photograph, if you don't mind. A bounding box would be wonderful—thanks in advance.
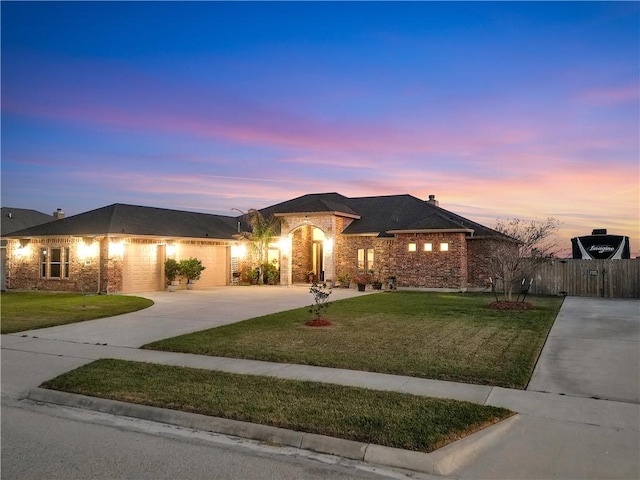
[2,287,639,479]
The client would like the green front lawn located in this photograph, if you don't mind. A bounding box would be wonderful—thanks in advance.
[1,292,154,334]
[144,292,563,389]
[42,359,512,453]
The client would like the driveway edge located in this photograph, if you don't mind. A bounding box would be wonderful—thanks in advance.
[26,387,517,475]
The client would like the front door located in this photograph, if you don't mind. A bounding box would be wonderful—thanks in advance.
[313,241,324,281]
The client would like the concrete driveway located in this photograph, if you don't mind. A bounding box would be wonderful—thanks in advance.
[10,286,369,348]
[527,296,640,403]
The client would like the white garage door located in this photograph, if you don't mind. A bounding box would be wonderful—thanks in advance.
[122,243,163,293]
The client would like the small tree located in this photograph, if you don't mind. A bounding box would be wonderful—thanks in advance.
[236,209,279,285]
[309,281,332,319]
[179,257,206,282]
[485,217,560,302]
[164,258,181,283]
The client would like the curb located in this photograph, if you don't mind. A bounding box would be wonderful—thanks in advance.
[26,387,518,475]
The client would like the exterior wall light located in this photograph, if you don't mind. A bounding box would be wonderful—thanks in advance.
[15,242,30,258]
[109,240,124,259]
[278,237,291,256]
[78,239,98,259]
[231,243,247,258]
[323,237,334,254]
[166,243,177,257]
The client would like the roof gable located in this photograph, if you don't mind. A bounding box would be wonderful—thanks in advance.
[260,193,359,218]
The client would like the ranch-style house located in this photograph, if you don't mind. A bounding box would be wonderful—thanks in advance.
[3,193,512,293]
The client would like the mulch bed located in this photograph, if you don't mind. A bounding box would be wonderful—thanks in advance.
[305,318,333,327]
[489,301,535,310]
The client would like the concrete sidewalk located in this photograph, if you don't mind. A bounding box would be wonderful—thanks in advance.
[4,333,639,478]
[3,293,639,478]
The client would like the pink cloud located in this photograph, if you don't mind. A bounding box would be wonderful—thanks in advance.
[573,84,640,106]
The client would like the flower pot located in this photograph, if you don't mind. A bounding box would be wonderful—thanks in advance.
[372,282,382,290]
[167,280,179,292]
[186,280,196,290]
[357,283,366,292]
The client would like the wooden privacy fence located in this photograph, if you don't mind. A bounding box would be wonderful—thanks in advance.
[525,259,639,299]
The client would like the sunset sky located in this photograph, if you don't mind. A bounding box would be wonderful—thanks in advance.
[2,2,638,257]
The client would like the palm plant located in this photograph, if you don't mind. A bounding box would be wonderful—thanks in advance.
[236,209,279,285]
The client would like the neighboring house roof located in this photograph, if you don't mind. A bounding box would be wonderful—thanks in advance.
[5,204,239,240]
[1,207,54,237]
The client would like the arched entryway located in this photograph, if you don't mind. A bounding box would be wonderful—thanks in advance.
[290,225,326,283]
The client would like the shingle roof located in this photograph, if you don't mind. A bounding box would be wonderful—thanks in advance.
[4,194,508,241]
[260,193,359,217]
[5,204,239,240]
[1,207,54,236]
[263,193,506,238]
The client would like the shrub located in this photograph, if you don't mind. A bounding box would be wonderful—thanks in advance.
[179,258,206,281]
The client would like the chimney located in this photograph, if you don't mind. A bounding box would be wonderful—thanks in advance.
[427,194,439,207]
[53,208,65,220]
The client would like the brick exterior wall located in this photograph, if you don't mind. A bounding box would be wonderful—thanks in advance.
[6,237,114,293]
[291,226,313,283]
[334,235,392,282]
[389,233,468,289]
[466,237,519,290]
[5,216,504,293]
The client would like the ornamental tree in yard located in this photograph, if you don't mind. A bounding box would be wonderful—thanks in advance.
[484,217,560,302]
[236,209,279,285]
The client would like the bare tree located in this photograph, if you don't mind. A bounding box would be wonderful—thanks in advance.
[236,209,279,285]
[486,217,560,302]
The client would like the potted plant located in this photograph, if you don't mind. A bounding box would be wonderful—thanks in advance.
[370,269,383,290]
[353,273,370,292]
[179,257,206,290]
[337,273,351,288]
[164,258,181,292]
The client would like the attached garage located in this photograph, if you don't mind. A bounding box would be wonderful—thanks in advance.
[122,242,164,293]
[3,204,240,294]
[176,243,229,288]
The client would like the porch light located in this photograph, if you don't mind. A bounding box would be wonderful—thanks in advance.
[323,237,333,254]
[278,237,291,256]
[109,240,124,259]
[166,243,177,257]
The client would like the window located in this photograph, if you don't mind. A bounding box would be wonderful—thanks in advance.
[440,242,449,252]
[408,243,417,252]
[41,247,70,279]
[357,248,374,272]
[423,243,433,252]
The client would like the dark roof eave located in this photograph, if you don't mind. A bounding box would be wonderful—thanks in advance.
[5,233,235,242]
[386,228,475,234]
[274,211,361,220]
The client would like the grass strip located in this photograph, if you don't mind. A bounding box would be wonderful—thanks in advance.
[41,358,512,453]
[1,292,153,333]
[144,292,562,389]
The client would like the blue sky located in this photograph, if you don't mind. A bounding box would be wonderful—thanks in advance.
[2,1,638,256]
